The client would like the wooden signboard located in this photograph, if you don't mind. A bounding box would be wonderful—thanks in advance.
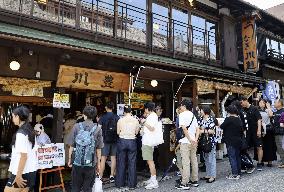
[242,16,259,73]
[57,65,130,92]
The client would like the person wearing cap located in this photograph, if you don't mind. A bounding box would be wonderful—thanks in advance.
[34,123,51,146]
[115,105,140,189]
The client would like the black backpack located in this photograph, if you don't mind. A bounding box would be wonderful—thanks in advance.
[102,114,118,143]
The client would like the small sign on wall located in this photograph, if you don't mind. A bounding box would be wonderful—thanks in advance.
[53,93,70,108]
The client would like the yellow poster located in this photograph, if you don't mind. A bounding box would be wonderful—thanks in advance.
[53,93,70,108]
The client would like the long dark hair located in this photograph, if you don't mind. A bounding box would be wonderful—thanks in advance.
[11,105,35,147]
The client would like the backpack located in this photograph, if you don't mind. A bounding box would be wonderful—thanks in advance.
[102,114,118,144]
[73,123,97,167]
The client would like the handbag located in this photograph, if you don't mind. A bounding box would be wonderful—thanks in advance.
[92,176,103,192]
[265,124,274,132]
[199,130,212,153]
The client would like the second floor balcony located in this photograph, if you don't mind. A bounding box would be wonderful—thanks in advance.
[0,0,219,63]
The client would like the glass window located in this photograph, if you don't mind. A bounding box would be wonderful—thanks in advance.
[152,3,169,48]
[191,15,206,57]
[79,0,114,35]
[172,8,189,53]
[266,38,271,50]
[280,43,284,54]
[118,0,147,43]
[271,40,279,53]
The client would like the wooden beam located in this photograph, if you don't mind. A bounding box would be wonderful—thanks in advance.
[215,89,220,118]
[192,79,198,108]
[52,88,65,143]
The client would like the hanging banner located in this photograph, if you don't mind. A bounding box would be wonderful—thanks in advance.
[57,65,129,92]
[37,143,65,169]
[53,93,71,108]
[242,16,259,73]
[263,81,280,109]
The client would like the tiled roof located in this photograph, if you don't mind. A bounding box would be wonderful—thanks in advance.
[266,3,284,21]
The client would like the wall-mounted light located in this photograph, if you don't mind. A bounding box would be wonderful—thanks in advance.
[151,80,158,87]
[9,60,20,71]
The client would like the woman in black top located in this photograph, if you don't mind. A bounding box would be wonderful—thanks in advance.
[220,105,242,180]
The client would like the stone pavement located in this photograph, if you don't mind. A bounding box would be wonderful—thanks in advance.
[105,159,284,192]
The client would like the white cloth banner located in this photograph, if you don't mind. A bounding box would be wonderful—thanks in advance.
[37,143,65,169]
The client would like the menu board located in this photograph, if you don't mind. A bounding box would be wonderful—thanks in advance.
[124,93,154,109]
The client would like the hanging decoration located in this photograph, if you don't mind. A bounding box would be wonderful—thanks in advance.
[196,79,253,96]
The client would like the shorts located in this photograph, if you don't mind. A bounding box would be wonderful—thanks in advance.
[142,145,154,161]
[102,143,117,156]
[246,132,263,148]
[6,171,36,188]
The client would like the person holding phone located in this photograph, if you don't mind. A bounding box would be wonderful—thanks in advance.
[5,105,37,192]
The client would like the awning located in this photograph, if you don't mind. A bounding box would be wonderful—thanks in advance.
[137,66,187,82]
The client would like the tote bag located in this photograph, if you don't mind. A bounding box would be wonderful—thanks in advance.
[147,121,164,147]
[92,177,103,192]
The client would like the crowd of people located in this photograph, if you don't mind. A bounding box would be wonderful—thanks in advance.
[3,96,284,191]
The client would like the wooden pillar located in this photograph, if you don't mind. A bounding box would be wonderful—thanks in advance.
[75,0,82,29]
[146,0,153,53]
[168,1,173,51]
[215,89,220,118]
[192,80,198,109]
[52,88,65,143]
[113,0,118,38]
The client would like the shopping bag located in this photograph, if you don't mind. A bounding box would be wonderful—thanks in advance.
[148,121,164,147]
[92,177,103,192]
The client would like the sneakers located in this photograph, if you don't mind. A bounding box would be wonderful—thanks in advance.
[109,176,115,183]
[246,167,255,174]
[145,180,159,190]
[189,181,199,187]
[226,175,241,180]
[175,183,190,190]
[143,178,152,186]
[175,178,182,184]
[278,163,284,168]
[257,163,264,171]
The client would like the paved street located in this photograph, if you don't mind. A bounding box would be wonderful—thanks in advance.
[106,159,284,192]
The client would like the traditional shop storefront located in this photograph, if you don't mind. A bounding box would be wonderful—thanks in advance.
[0,77,53,188]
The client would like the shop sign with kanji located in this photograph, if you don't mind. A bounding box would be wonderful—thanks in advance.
[56,65,130,92]
[242,16,259,73]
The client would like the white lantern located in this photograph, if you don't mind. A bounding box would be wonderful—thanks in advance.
[151,80,158,87]
[9,61,20,71]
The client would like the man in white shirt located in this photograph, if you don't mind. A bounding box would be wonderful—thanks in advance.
[175,99,200,190]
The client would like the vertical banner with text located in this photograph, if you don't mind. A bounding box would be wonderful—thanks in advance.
[242,16,259,73]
